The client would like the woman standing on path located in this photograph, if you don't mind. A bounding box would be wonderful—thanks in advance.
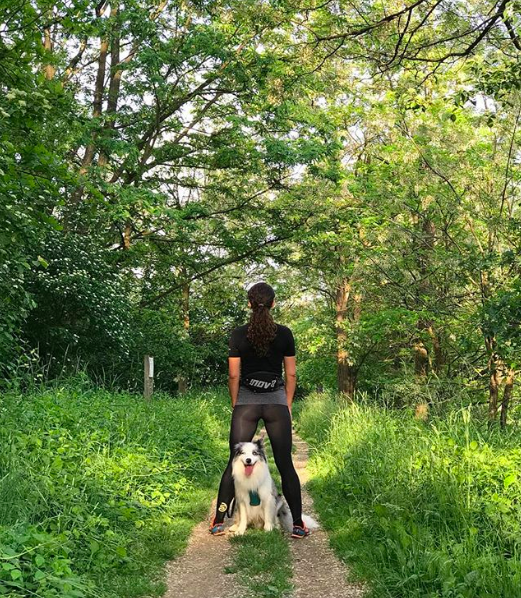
[209,281,309,538]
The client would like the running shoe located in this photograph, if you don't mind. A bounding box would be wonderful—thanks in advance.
[291,522,310,538]
[209,516,225,536]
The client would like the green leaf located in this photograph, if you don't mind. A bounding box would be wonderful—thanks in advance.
[37,255,49,268]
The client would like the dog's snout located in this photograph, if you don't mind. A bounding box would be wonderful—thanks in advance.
[245,458,252,464]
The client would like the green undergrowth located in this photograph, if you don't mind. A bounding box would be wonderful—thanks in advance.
[0,381,231,598]
[294,392,521,598]
[227,530,293,598]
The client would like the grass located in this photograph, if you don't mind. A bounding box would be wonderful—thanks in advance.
[7,379,521,598]
[0,380,232,598]
[0,380,297,598]
[294,392,521,598]
[227,530,294,598]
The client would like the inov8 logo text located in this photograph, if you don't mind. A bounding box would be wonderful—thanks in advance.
[247,378,277,390]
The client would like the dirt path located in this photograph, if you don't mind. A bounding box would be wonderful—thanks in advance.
[162,497,241,598]
[290,432,366,598]
[162,429,365,598]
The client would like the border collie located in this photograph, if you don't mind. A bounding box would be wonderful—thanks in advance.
[228,437,319,535]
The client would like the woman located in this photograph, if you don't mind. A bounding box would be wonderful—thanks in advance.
[209,281,309,538]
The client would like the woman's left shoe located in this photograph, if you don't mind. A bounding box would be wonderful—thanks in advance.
[209,516,226,536]
[291,522,310,538]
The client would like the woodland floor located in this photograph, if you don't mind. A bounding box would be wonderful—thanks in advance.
[162,428,366,598]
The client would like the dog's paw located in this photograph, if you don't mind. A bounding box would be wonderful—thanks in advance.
[263,523,275,532]
[228,523,238,532]
[235,528,246,536]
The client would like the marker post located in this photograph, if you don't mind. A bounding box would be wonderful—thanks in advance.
[144,355,154,400]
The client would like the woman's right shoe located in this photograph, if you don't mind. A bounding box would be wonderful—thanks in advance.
[291,522,310,538]
[209,516,226,536]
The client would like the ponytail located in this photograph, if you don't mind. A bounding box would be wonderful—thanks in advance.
[247,282,277,356]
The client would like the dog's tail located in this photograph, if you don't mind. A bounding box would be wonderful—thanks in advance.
[276,495,320,532]
[302,514,320,530]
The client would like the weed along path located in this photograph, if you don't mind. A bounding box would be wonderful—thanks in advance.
[162,430,364,598]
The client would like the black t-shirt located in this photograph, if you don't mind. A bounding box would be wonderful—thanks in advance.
[228,323,296,378]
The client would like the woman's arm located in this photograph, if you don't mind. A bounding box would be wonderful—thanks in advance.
[283,355,296,415]
[228,357,241,408]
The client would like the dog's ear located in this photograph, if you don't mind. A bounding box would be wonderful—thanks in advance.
[255,436,265,452]
[233,442,243,457]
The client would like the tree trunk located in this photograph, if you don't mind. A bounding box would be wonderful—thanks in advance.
[413,330,429,377]
[43,10,55,80]
[412,216,436,377]
[487,342,501,424]
[412,216,435,416]
[335,277,357,399]
[98,4,121,168]
[500,367,515,429]
[69,4,109,207]
[178,280,190,394]
[123,221,131,250]
[481,270,500,424]
[427,323,445,374]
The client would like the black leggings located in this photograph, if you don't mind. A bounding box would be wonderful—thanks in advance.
[213,403,303,526]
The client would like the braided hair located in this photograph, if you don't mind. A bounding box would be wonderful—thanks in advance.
[247,282,277,356]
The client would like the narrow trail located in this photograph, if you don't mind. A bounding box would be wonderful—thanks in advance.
[162,428,365,598]
[162,496,241,598]
[290,432,365,598]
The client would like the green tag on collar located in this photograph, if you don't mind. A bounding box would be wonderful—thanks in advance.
[249,490,261,506]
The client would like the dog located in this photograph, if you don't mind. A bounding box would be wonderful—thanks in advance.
[227,436,319,535]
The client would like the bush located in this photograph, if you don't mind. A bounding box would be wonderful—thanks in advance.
[23,232,133,379]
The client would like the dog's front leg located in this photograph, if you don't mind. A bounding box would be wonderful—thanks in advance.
[235,502,248,535]
[263,498,277,532]
[228,519,238,533]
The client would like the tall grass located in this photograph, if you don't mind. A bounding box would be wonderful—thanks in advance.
[0,381,231,598]
[295,393,521,598]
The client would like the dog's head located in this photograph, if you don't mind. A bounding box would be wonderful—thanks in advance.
[233,438,267,476]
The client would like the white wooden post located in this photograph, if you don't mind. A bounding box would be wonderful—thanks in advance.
[144,355,154,400]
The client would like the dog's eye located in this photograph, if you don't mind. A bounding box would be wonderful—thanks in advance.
[252,451,258,456]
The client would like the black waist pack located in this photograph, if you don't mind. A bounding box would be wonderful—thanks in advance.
[241,371,284,393]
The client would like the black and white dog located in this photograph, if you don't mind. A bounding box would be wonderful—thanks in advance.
[228,437,319,535]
